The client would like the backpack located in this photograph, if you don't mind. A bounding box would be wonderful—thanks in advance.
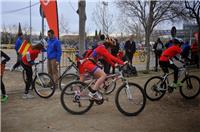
[156,43,163,51]
[122,64,137,77]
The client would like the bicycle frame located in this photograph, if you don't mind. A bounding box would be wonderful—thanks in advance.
[59,57,78,79]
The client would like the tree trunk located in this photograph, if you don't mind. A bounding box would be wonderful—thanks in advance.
[78,0,86,55]
[145,32,150,72]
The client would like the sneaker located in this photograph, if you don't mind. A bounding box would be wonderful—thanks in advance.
[88,91,103,101]
[22,93,34,99]
[73,91,81,103]
[10,66,14,72]
[1,95,8,102]
[170,81,183,88]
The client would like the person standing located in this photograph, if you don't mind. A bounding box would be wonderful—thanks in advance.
[11,32,24,71]
[153,38,164,71]
[1,50,10,102]
[124,39,136,65]
[47,29,62,85]
[191,40,199,68]
[111,39,120,74]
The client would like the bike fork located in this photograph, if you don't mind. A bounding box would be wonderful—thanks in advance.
[125,82,133,100]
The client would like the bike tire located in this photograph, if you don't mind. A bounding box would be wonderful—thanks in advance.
[115,82,146,116]
[33,73,56,98]
[99,77,117,95]
[60,81,94,115]
[180,75,200,99]
[144,76,166,101]
[59,73,79,91]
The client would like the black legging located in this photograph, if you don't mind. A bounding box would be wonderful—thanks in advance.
[159,61,179,83]
[21,62,33,94]
[13,54,21,70]
[1,76,6,95]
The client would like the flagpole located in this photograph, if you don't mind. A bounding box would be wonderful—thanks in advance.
[30,0,32,43]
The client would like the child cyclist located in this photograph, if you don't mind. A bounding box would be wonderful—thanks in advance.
[159,38,183,88]
[21,42,44,99]
[79,38,126,101]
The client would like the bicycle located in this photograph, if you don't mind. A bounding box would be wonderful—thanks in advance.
[22,59,56,98]
[60,63,146,116]
[58,57,79,91]
[144,60,200,101]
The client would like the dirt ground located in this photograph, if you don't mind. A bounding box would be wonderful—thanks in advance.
[1,69,200,132]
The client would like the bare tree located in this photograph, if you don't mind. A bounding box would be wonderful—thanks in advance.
[60,14,69,35]
[117,1,180,71]
[176,1,200,59]
[92,1,114,35]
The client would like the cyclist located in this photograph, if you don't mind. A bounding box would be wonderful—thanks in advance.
[159,38,183,88]
[21,42,44,99]
[1,50,10,102]
[79,37,126,101]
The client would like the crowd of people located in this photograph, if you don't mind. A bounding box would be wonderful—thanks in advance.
[1,28,199,102]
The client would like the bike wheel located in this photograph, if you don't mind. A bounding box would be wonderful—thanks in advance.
[59,73,79,91]
[60,81,94,115]
[180,75,200,99]
[115,82,146,116]
[99,77,116,95]
[144,76,166,101]
[33,73,55,98]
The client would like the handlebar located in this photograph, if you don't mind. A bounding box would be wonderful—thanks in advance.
[34,58,46,65]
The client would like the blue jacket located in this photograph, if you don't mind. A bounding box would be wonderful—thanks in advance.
[15,37,23,52]
[47,37,62,63]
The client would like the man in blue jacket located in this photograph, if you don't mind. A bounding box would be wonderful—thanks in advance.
[11,32,24,71]
[47,29,62,84]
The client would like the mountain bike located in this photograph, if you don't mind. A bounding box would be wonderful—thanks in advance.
[22,59,56,98]
[144,61,200,101]
[60,63,146,116]
[58,57,79,91]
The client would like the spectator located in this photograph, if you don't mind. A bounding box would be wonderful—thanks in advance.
[124,39,136,65]
[153,38,164,71]
[47,29,62,85]
[181,40,190,63]
[1,50,10,102]
[191,40,199,68]
[111,39,120,74]
[11,32,24,71]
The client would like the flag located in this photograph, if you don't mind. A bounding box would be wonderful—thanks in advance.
[40,0,59,39]
[18,40,32,56]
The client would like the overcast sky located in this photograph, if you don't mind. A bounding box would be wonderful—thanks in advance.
[0,0,181,36]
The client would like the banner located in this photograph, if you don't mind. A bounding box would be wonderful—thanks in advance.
[40,0,59,39]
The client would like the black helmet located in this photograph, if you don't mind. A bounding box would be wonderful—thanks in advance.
[173,38,183,45]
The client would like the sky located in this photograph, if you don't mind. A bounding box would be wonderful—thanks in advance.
[0,0,182,36]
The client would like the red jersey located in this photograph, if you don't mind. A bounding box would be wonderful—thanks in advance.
[89,44,124,66]
[160,45,182,62]
[22,48,41,66]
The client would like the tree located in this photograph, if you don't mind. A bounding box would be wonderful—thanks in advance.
[92,1,114,35]
[176,1,200,61]
[59,14,69,35]
[117,1,180,71]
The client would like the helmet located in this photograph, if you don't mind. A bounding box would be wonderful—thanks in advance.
[173,38,183,45]
[105,37,116,46]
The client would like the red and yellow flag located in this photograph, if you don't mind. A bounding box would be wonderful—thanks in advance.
[18,40,32,56]
[40,0,59,39]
